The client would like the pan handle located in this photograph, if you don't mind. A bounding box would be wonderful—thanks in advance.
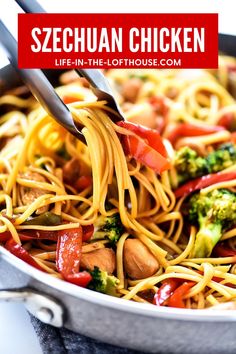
[0,288,64,327]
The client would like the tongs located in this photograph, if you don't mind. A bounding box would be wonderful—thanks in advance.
[0,0,124,142]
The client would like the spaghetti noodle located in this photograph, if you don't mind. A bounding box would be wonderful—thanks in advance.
[1,55,236,309]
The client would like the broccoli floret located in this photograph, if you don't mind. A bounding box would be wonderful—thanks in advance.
[174,147,209,184]
[89,266,119,296]
[206,143,236,173]
[188,189,236,258]
[91,214,123,245]
[174,143,236,185]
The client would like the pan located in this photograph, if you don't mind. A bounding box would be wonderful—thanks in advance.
[1,34,236,354]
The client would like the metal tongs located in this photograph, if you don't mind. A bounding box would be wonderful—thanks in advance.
[0,0,124,142]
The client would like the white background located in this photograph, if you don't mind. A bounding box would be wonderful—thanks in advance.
[0,1,235,353]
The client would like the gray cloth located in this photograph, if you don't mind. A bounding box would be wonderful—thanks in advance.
[30,316,140,354]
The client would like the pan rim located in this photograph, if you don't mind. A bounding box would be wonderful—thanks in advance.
[1,246,236,322]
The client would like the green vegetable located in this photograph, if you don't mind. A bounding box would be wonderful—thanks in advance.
[174,146,208,184]
[206,143,236,172]
[24,212,61,226]
[89,266,119,296]
[174,143,236,185]
[188,189,236,257]
[91,214,123,245]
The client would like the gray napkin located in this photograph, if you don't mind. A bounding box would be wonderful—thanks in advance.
[30,316,140,354]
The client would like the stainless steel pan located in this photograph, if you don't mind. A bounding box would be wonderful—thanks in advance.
[1,36,236,353]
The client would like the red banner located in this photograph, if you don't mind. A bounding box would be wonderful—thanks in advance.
[18,13,218,69]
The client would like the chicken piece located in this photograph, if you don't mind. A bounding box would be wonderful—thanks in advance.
[121,77,143,103]
[59,70,89,87]
[81,248,116,274]
[125,102,157,129]
[123,239,159,280]
[62,157,80,184]
[20,171,48,214]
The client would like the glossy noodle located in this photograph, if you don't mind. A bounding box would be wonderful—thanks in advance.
[1,55,236,309]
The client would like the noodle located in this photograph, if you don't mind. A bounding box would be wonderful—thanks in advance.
[1,55,236,309]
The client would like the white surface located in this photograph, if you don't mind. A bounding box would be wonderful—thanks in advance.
[0,0,235,353]
[0,302,42,354]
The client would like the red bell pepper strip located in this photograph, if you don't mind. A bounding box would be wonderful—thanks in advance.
[124,135,171,174]
[197,270,236,288]
[21,229,58,241]
[174,171,236,198]
[0,230,58,242]
[0,232,12,242]
[65,272,92,287]
[117,121,167,157]
[153,279,181,306]
[218,112,236,131]
[82,224,94,242]
[117,122,171,174]
[75,175,92,192]
[56,227,92,287]
[167,281,195,308]
[5,239,45,272]
[56,227,83,277]
[213,243,236,258]
[166,123,225,145]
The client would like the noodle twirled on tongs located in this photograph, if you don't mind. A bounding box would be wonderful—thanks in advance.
[1,56,236,309]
